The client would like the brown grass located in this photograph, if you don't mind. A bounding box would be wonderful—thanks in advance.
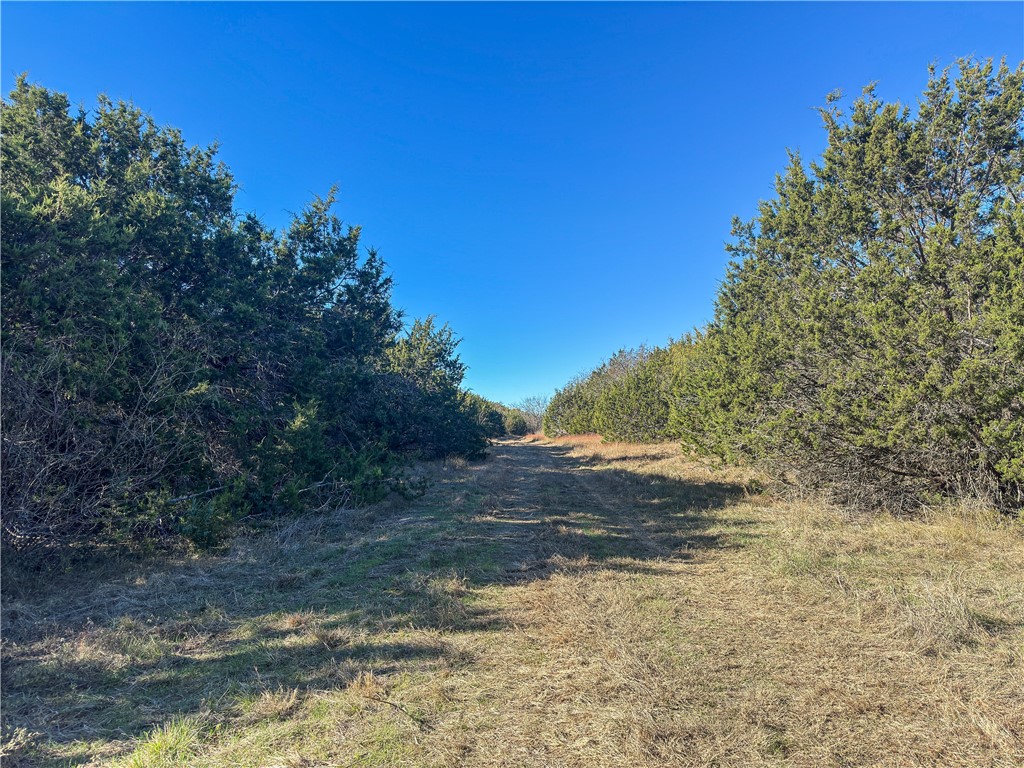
[2,437,1022,766]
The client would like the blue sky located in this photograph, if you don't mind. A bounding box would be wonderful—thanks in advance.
[3,2,1021,404]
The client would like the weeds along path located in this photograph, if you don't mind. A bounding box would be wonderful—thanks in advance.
[3,438,1022,767]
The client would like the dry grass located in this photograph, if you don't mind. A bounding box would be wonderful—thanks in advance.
[2,437,1022,766]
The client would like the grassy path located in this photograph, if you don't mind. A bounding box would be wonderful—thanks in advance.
[3,438,1023,766]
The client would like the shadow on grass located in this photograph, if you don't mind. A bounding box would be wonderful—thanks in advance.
[1,440,757,765]
[458,442,759,577]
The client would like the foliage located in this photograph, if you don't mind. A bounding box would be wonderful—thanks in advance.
[546,58,1024,513]
[544,374,599,437]
[544,347,674,442]
[1,77,490,558]
[594,347,674,443]
[463,392,530,438]
[383,317,488,459]
[480,396,526,437]
[502,409,530,436]
[672,58,1024,511]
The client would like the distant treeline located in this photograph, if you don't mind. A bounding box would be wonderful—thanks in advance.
[1,77,527,557]
[545,59,1024,513]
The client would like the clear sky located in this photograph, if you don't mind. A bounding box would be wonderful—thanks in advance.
[3,2,1022,404]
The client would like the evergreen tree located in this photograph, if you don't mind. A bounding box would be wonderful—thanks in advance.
[672,58,1024,511]
[1,78,491,556]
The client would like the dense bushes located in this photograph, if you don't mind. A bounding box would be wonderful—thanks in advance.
[547,59,1024,513]
[463,392,530,438]
[0,78,497,556]
[544,346,675,442]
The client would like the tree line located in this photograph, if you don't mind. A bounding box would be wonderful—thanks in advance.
[1,77,528,559]
[545,59,1024,513]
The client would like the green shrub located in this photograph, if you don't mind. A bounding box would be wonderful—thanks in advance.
[544,347,672,440]
[503,410,529,436]
[595,348,673,443]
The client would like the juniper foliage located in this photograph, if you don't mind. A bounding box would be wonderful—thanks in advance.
[545,59,1023,513]
[672,59,1024,510]
[1,78,490,556]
